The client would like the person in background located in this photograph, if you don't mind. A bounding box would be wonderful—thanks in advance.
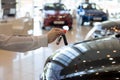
[0,28,65,52]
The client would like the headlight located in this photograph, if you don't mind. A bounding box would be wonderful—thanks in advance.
[44,14,55,18]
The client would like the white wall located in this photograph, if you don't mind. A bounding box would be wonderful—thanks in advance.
[0,0,1,10]
[16,0,34,18]
[0,0,3,19]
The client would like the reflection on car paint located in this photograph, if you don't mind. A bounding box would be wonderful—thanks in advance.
[40,34,120,80]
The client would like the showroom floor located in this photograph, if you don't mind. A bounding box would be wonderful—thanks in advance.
[0,17,92,80]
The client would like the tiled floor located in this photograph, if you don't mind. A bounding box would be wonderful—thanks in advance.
[0,17,92,80]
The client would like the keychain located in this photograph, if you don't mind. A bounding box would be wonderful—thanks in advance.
[56,26,69,45]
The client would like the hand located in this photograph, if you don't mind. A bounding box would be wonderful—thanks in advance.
[47,28,65,43]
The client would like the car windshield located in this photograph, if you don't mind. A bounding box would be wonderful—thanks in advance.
[44,3,66,10]
[82,3,99,10]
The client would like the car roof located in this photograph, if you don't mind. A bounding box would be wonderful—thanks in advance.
[80,2,96,5]
[44,3,64,6]
[43,3,66,10]
[101,20,120,29]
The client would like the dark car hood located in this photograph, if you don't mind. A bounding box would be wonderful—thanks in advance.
[85,9,106,14]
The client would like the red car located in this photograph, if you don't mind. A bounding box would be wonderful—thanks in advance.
[40,3,73,30]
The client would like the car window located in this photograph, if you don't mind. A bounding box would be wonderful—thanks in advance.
[44,3,67,10]
[82,3,96,10]
[44,4,54,10]
[95,4,101,10]
[81,3,102,10]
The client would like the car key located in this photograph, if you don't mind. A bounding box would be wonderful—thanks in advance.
[56,36,62,45]
[62,34,68,45]
[56,26,69,45]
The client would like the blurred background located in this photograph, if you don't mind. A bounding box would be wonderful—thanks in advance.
[0,0,120,80]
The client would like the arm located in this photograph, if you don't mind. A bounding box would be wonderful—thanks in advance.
[0,28,64,52]
[0,34,48,52]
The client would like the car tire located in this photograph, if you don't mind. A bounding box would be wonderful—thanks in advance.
[42,26,45,30]
[81,21,84,26]
[90,21,93,26]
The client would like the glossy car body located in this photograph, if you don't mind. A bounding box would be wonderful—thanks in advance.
[77,2,108,26]
[40,3,73,30]
[40,34,120,80]
[85,20,120,40]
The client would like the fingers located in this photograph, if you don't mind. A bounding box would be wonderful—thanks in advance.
[47,28,66,43]
[52,28,65,35]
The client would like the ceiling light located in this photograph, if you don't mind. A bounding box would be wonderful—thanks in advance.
[90,66,93,69]
[112,61,116,64]
[95,72,99,75]
[83,60,86,63]
[113,50,117,53]
[115,78,120,80]
[97,51,100,53]
[109,58,113,60]
[107,55,111,57]
[101,66,105,68]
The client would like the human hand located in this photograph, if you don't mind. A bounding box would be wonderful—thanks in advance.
[47,28,65,43]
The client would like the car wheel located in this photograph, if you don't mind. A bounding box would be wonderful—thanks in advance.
[42,26,45,29]
[81,21,84,26]
[90,21,93,26]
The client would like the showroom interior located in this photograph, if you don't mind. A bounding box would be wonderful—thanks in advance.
[0,0,120,80]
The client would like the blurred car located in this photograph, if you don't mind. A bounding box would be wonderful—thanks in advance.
[40,3,73,30]
[85,20,120,40]
[77,2,108,26]
[40,34,120,80]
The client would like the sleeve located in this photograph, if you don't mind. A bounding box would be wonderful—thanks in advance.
[0,34,48,52]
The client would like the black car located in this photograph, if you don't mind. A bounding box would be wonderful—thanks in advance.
[77,2,108,26]
[40,34,120,80]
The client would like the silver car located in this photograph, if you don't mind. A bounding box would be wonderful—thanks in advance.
[85,20,120,40]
